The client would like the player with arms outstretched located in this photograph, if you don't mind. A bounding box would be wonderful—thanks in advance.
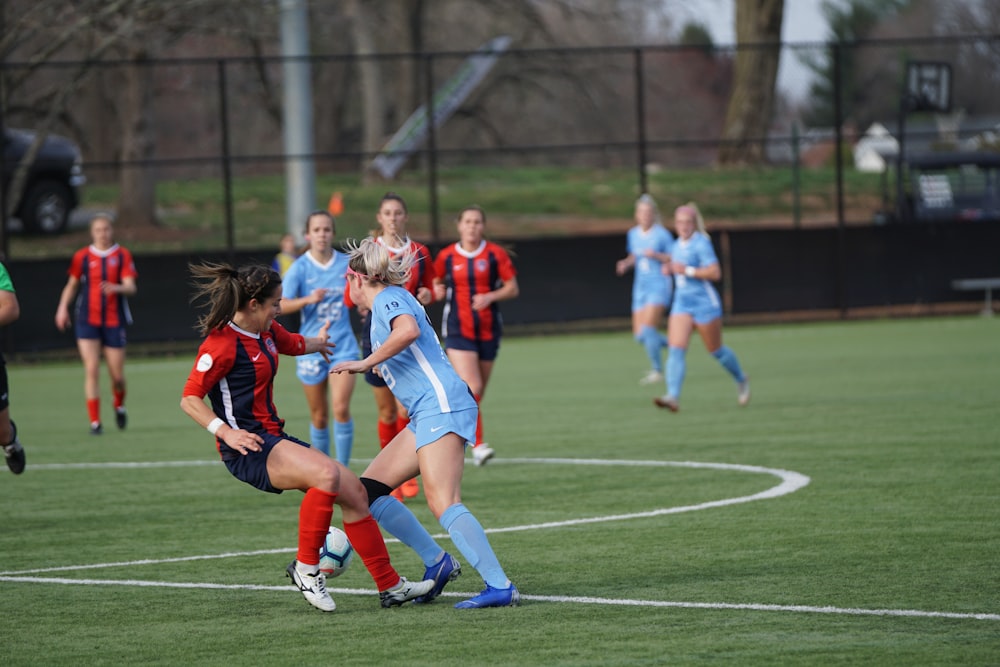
[180,262,433,612]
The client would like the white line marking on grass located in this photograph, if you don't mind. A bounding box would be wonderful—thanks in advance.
[478,459,810,533]
[12,457,997,622]
[3,458,806,575]
[28,460,221,470]
[1,576,997,622]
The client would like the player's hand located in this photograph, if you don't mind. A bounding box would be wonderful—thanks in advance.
[416,286,432,305]
[218,426,264,455]
[471,292,493,311]
[670,261,685,275]
[330,359,369,375]
[55,309,70,332]
[309,287,329,304]
[433,284,446,301]
[314,320,335,362]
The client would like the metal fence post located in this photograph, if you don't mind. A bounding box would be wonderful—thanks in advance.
[634,48,648,195]
[423,53,440,242]
[216,59,235,259]
[792,121,801,229]
[832,41,847,319]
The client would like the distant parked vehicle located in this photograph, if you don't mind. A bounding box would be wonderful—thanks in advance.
[2,127,86,235]
[902,152,1000,223]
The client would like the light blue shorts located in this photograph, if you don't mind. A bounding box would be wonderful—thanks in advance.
[632,280,672,311]
[672,296,722,325]
[295,331,360,385]
[410,408,477,450]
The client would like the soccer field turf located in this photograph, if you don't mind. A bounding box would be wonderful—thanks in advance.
[1,316,998,665]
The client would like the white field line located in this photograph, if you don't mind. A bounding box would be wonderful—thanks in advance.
[6,457,998,621]
[0,576,996,622]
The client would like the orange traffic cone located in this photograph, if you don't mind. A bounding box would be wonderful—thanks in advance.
[328,191,344,216]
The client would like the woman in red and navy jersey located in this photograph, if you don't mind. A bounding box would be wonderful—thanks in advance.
[54,214,137,435]
[432,206,518,466]
[180,262,432,612]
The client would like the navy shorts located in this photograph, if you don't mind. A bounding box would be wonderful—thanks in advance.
[76,322,127,348]
[0,363,8,411]
[444,335,500,362]
[222,431,310,494]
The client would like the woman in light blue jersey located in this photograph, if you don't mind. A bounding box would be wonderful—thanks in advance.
[279,211,360,464]
[331,237,519,610]
[654,202,749,412]
[615,194,674,385]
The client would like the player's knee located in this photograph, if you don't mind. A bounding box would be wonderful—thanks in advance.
[360,476,393,507]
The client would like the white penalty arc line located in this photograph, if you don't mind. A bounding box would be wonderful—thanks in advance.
[0,576,996,622]
[7,458,805,575]
[8,457,998,622]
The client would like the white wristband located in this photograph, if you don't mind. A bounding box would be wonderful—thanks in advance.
[685,266,696,278]
[207,418,225,436]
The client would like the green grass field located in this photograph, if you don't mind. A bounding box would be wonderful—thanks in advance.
[1,316,998,665]
[11,164,883,259]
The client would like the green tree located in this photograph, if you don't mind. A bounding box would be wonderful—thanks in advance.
[799,0,911,128]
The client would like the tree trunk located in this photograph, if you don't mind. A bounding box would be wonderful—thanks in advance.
[116,48,158,228]
[718,0,784,166]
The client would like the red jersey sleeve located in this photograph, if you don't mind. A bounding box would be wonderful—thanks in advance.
[415,242,436,291]
[119,247,138,279]
[491,243,517,282]
[68,247,88,279]
[271,321,307,355]
[182,331,236,399]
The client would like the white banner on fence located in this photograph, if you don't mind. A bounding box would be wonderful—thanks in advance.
[370,35,512,180]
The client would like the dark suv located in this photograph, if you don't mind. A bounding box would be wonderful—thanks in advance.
[2,127,86,234]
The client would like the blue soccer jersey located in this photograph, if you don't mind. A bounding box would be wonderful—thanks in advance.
[281,251,360,377]
[671,232,723,320]
[626,224,674,309]
[369,285,476,419]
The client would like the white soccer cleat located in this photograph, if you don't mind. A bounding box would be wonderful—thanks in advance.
[653,395,680,412]
[286,560,336,612]
[737,379,751,406]
[639,370,664,386]
[472,444,495,466]
[380,577,436,608]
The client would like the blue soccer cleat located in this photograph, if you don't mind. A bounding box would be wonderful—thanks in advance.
[414,552,461,603]
[454,584,520,609]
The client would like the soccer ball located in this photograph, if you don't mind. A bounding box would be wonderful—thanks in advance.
[319,526,354,578]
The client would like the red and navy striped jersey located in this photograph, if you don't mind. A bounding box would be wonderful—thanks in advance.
[182,321,306,458]
[67,244,137,327]
[434,240,516,342]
